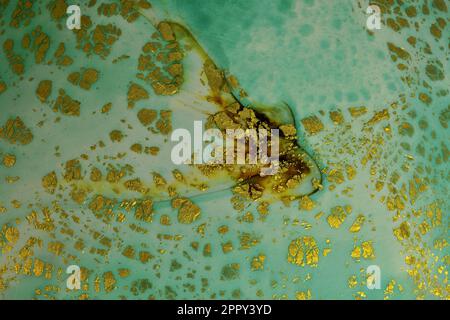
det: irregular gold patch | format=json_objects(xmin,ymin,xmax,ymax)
[
  {"xmin": 2, "ymin": 154, "xmax": 16, "ymax": 168},
  {"xmin": 279, "ymin": 124, "xmax": 297, "ymax": 137},
  {"xmin": 361, "ymin": 241, "xmax": 375, "ymax": 259},
  {"xmin": 134, "ymin": 199, "xmax": 153, "ymax": 222},
  {"xmin": 295, "ymin": 290, "xmax": 311, "ymax": 300},
  {"xmin": 425, "ymin": 63, "xmax": 444, "ymax": 81},
  {"xmin": 222, "ymin": 242, "xmax": 233, "ymax": 253},
  {"xmin": 137, "ymin": 108, "xmax": 157, "ymax": 126},
  {"xmin": 257, "ymin": 201, "xmax": 269, "ymax": 218},
  {"xmin": 158, "ymin": 22, "xmax": 175, "ymax": 41},
  {"xmin": 48, "ymin": 0, "xmax": 68, "ymax": 20},
  {"xmin": 172, "ymin": 198, "xmax": 201, "ymax": 224},
  {"xmin": 136, "ymin": 22, "xmax": 184, "ymax": 96},
  {"xmin": 349, "ymin": 214, "xmax": 365, "ymax": 233},
  {"xmin": 53, "ymin": 42, "xmax": 73, "ymax": 66},
  {"xmin": 53, "ymin": 89, "xmax": 80, "ymax": 116},
  {"xmin": 432, "ymin": 0, "xmax": 448, "ymax": 12},
  {"xmin": 139, "ymin": 251, "xmax": 153, "ymax": 264},
  {"xmin": 101, "ymin": 102, "xmax": 112, "ymax": 114},
  {"xmin": 327, "ymin": 168, "xmax": 345, "ymax": 184},
  {"xmin": 127, "ymin": 82, "xmax": 149, "ymax": 108},
  {"xmin": 74, "ymin": 19, "xmax": 122, "ymax": 59},
  {"xmin": 122, "ymin": 246, "xmax": 135, "ymax": 259},
  {"xmin": 33, "ymin": 259, "xmax": 44, "ymax": 277},
  {"xmin": 387, "ymin": 42, "xmax": 411, "ymax": 60},
  {"xmin": 366, "ymin": 109, "xmax": 389, "ymax": 126},
  {"xmin": 41, "ymin": 171, "xmax": 57, "ymax": 194},
  {"xmin": 89, "ymin": 167, "xmax": 102, "ymax": 182},
  {"xmin": 204, "ymin": 58, "xmax": 225, "ymax": 93},
  {"xmin": 109, "ymin": 130, "xmax": 123, "ymax": 142},
  {"xmin": 156, "ymin": 110, "xmax": 172, "ymax": 135},
  {"xmin": 36, "ymin": 80, "xmax": 52, "ymax": 102},
  {"xmin": 326, "ymin": 206, "xmax": 348, "ymax": 229},
  {"xmin": 301, "ymin": 116, "xmax": 324, "ymax": 135},
  {"xmin": 418, "ymin": 92, "xmax": 432, "ymax": 105},
  {"xmin": 22, "ymin": 26, "xmax": 50, "ymax": 64},
  {"xmin": 287, "ymin": 236, "xmax": 319, "ymax": 267},
  {"xmin": 239, "ymin": 232, "xmax": 260, "ymax": 250},
  {"xmin": 299, "ymin": 195, "xmax": 315, "ymax": 211},
  {"xmin": 70, "ymin": 187, "xmax": 87, "ymax": 204},
  {"xmin": 63, "ymin": 159, "xmax": 82, "ymax": 182},
  {"xmin": 393, "ymin": 221, "xmax": 410, "ymax": 241},
  {"xmin": 152, "ymin": 172, "xmax": 167, "ymax": 187},
  {"xmin": 151, "ymin": 81, "xmax": 179, "ymax": 96},
  {"xmin": 348, "ymin": 106, "xmax": 368, "ymax": 118},
  {"xmin": 10, "ymin": 0, "xmax": 35, "ymax": 28},
  {"xmin": 103, "ymin": 271, "xmax": 116, "ymax": 293},
  {"xmin": 97, "ymin": 2, "xmax": 119, "ymax": 17},
  {"xmin": 329, "ymin": 110, "xmax": 344, "ymax": 124},
  {"xmin": 48, "ymin": 241, "xmax": 64, "ymax": 256},
  {"xmin": 68, "ymin": 68, "xmax": 99, "ymax": 90},
  {"xmin": 5, "ymin": 226, "xmax": 20, "ymax": 243},
  {"xmin": 3, "ymin": 39, "xmax": 25, "ymax": 75},
  {"xmin": 351, "ymin": 246, "xmax": 361, "ymax": 260},
  {"xmin": 130, "ymin": 143, "xmax": 142, "ymax": 153},
  {"xmin": 124, "ymin": 178, "xmax": 148, "ymax": 194},
  {"xmin": 346, "ymin": 165, "xmax": 356, "ymax": 180},
  {"xmin": 0, "ymin": 117, "xmax": 33, "ymax": 145},
  {"xmin": 0, "ymin": 81, "xmax": 7, "ymax": 94},
  {"xmin": 250, "ymin": 254, "xmax": 266, "ymax": 271}
]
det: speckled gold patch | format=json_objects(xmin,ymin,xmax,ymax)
[{"xmin": 0, "ymin": 117, "xmax": 33, "ymax": 145}]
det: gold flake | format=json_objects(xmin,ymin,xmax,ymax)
[
  {"xmin": 89, "ymin": 167, "xmax": 102, "ymax": 182},
  {"xmin": 349, "ymin": 214, "xmax": 365, "ymax": 233},
  {"xmin": 299, "ymin": 195, "xmax": 315, "ymax": 211},
  {"xmin": 36, "ymin": 80, "xmax": 52, "ymax": 102},
  {"xmin": 101, "ymin": 102, "xmax": 112, "ymax": 113},
  {"xmin": 393, "ymin": 221, "xmax": 410, "ymax": 241},
  {"xmin": 158, "ymin": 22, "xmax": 175, "ymax": 41},
  {"xmin": 351, "ymin": 246, "xmax": 361, "ymax": 260},
  {"xmin": 0, "ymin": 117, "xmax": 33, "ymax": 145},
  {"xmin": 5, "ymin": 226, "xmax": 19, "ymax": 243},
  {"xmin": 348, "ymin": 106, "xmax": 367, "ymax": 118},
  {"xmin": 329, "ymin": 110, "xmax": 344, "ymax": 124},
  {"xmin": 0, "ymin": 81, "xmax": 7, "ymax": 94},
  {"xmin": 173, "ymin": 198, "xmax": 201, "ymax": 224},
  {"xmin": 348, "ymin": 275, "xmax": 358, "ymax": 288},
  {"xmin": 109, "ymin": 130, "xmax": 123, "ymax": 142},
  {"xmin": 127, "ymin": 82, "xmax": 149, "ymax": 108},
  {"xmin": 139, "ymin": 251, "xmax": 153, "ymax": 263},
  {"xmin": 145, "ymin": 146, "xmax": 160, "ymax": 155},
  {"xmin": 2, "ymin": 154, "xmax": 16, "ymax": 167},
  {"xmin": 301, "ymin": 116, "xmax": 324, "ymax": 135},
  {"xmin": 326, "ymin": 206, "xmax": 347, "ymax": 229},
  {"xmin": 53, "ymin": 89, "xmax": 80, "ymax": 116},
  {"xmin": 103, "ymin": 271, "xmax": 116, "ymax": 293},
  {"xmin": 287, "ymin": 236, "xmax": 319, "ymax": 267},
  {"xmin": 48, "ymin": 241, "xmax": 64, "ymax": 256},
  {"xmin": 203, "ymin": 59, "xmax": 224, "ymax": 93},
  {"xmin": 137, "ymin": 108, "xmax": 157, "ymax": 126},
  {"xmin": 361, "ymin": 241, "xmax": 375, "ymax": 259},
  {"xmin": 222, "ymin": 242, "xmax": 233, "ymax": 253},
  {"xmin": 366, "ymin": 109, "xmax": 389, "ymax": 126},
  {"xmin": 42, "ymin": 171, "xmax": 58, "ymax": 194},
  {"xmin": 250, "ymin": 254, "xmax": 266, "ymax": 271},
  {"xmin": 156, "ymin": 110, "xmax": 172, "ymax": 134},
  {"xmin": 295, "ymin": 290, "xmax": 311, "ymax": 300},
  {"xmin": 280, "ymin": 124, "xmax": 297, "ymax": 137}
]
